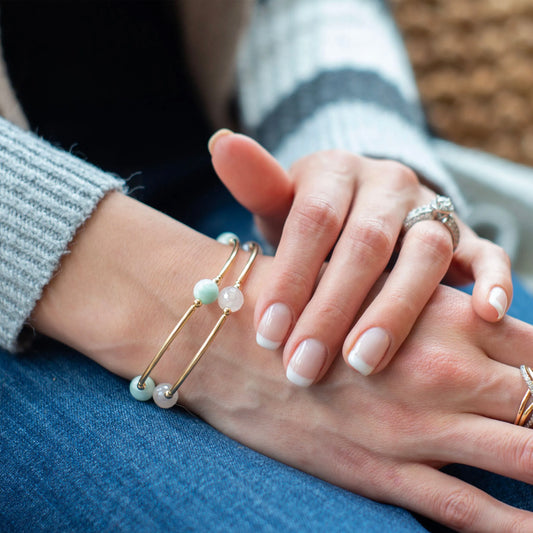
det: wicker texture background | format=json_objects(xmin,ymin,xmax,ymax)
[{"xmin": 391, "ymin": 0, "xmax": 533, "ymax": 166}]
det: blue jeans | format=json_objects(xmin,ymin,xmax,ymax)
[{"xmin": 2, "ymin": 192, "xmax": 533, "ymax": 532}]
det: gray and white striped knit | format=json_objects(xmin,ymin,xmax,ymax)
[
  {"xmin": 0, "ymin": 119, "xmax": 124, "ymax": 351},
  {"xmin": 238, "ymin": 0, "xmax": 467, "ymax": 210}
]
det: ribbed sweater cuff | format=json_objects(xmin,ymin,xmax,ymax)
[{"xmin": 0, "ymin": 118, "xmax": 125, "ymax": 352}]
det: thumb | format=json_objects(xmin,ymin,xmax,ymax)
[{"xmin": 209, "ymin": 130, "xmax": 293, "ymax": 244}]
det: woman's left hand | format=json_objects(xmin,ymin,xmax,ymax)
[{"xmin": 210, "ymin": 131, "xmax": 512, "ymax": 384}]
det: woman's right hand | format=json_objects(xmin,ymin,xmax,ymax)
[{"xmin": 31, "ymin": 192, "xmax": 533, "ymax": 532}]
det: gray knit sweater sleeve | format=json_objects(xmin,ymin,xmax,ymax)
[
  {"xmin": 0, "ymin": 117, "xmax": 125, "ymax": 352},
  {"xmin": 237, "ymin": 0, "xmax": 467, "ymax": 211}
]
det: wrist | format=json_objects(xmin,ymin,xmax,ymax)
[{"xmin": 31, "ymin": 191, "xmax": 276, "ymax": 414}]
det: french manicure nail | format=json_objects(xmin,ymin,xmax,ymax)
[
  {"xmin": 286, "ymin": 339, "xmax": 327, "ymax": 387},
  {"xmin": 256, "ymin": 303, "xmax": 292, "ymax": 350},
  {"xmin": 207, "ymin": 128, "xmax": 233, "ymax": 154},
  {"xmin": 489, "ymin": 286, "xmax": 507, "ymax": 320},
  {"xmin": 348, "ymin": 327, "xmax": 390, "ymax": 376}
]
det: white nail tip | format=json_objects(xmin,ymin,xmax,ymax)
[
  {"xmin": 256, "ymin": 333, "xmax": 281, "ymax": 350},
  {"xmin": 347, "ymin": 352, "xmax": 374, "ymax": 376},
  {"xmin": 488, "ymin": 287, "xmax": 507, "ymax": 320},
  {"xmin": 286, "ymin": 365, "xmax": 313, "ymax": 387}
]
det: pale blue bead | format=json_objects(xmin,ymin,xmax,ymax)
[
  {"xmin": 129, "ymin": 375, "xmax": 155, "ymax": 401},
  {"xmin": 216, "ymin": 232, "xmax": 238, "ymax": 245},
  {"xmin": 193, "ymin": 278, "xmax": 219, "ymax": 304}
]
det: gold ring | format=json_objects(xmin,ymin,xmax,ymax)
[{"xmin": 515, "ymin": 365, "xmax": 533, "ymax": 427}]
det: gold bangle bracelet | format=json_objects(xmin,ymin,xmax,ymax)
[{"xmin": 129, "ymin": 234, "xmax": 260, "ymax": 408}]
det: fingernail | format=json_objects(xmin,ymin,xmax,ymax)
[
  {"xmin": 256, "ymin": 303, "xmax": 292, "ymax": 350},
  {"xmin": 348, "ymin": 327, "xmax": 390, "ymax": 376},
  {"xmin": 286, "ymin": 339, "xmax": 327, "ymax": 387},
  {"xmin": 207, "ymin": 128, "xmax": 233, "ymax": 154},
  {"xmin": 489, "ymin": 286, "xmax": 507, "ymax": 320}
]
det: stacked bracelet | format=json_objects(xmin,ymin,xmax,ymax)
[{"xmin": 129, "ymin": 233, "xmax": 261, "ymax": 408}]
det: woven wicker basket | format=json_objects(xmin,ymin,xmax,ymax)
[{"xmin": 391, "ymin": 0, "xmax": 533, "ymax": 166}]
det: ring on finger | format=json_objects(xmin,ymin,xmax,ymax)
[
  {"xmin": 514, "ymin": 365, "xmax": 533, "ymax": 428},
  {"xmin": 402, "ymin": 195, "xmax": 460, "ymax": 251}
]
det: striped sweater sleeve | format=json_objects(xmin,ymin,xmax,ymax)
[
  {"xmin": 237, "ymin": 0, "xmax": 467, "ymax": 211},
  {"xmin": 0, "ymin": 118, "xmax": 125, "ymax": 352}
]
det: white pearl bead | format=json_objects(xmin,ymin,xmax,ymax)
[
  {"xmin": 152, "ymin": 383, "xmax": 179, "ymax": 409},
  {"xmin": 218, "ymin": 286, "xmax": 244, "ymax": 312}
]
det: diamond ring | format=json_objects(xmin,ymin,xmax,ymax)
[{"xmin": 402, "ymin": 195, "xmax": 460, "ymax": 251}]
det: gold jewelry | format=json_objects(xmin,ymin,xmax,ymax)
[
  {"xmin": 514, "ymin": 365, "xmax": 533, "ymax": 427},
  {"xmin": 514, "ymin": 389, "xmax": 531, "ymax": 425},
  {"xmin": 129, "ymin": 234, "xmax": 260, "ymax": 408},
  {"xmin": 519, "ymin": 403, "xmax": 533, "ymax": 427},
  {"xmin": 523, "ymin": 366, "xmax": 533, "ymax": 428}
]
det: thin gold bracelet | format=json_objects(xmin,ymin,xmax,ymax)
[{"xmin": 129, "ymin": 235, "xmax": 260, "ymax": 408}]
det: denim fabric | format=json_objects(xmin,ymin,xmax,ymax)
[{"xmin": 1, "ymin": 340, "xmax": 425, "ymax": 533}]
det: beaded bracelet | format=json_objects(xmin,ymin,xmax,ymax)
[{"xmin": 129, "ymin": 233, "xmax": 260, "ymax": 408}]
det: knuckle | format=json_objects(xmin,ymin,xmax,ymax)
[
  {"xmin": 507, "ymin": 513, "xmax": 533, "ymax": 533},
  {"xmin": 293, "ymin": 195, "xmax": 342, "ymax": 237},
  {"xmin": 377, "ymin": 160, "xmax": 419, "ymax": 191},
  {"xmin": 291, "ymin": 150, "xmax": 360, "ymax": 178},
  {"xmin": 317, "ymin": 149, "xmax": 358, "ymax": 173},
  {"xmin": 438, "ymin": 489, "xmax": 478, "ymax": 530},
  {"xmin": 381, "ymin": 286, "xmax": 420, "ymax": 318},
  {"xmin": 348, "ymin": 220, "xmax": 394, "ymax": 265},
  {"xmin": 313, "ymin": 299, "xmax": 354, "ymax": 332},
  {"xmin": 276, "ymin": 267, "xmax": 314, "ymax": 303},
  {"xmin": 401, "ymin": 349, "xmax": 472, "ymax": 392}
]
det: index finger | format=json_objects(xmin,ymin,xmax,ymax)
[{"xmin": 254, "ymin": 152, "xmax": 357, "ymax": 352}]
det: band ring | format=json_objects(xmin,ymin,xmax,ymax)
[
  {"xmin": 403, "ymin": 195, "xmax": 460, "ymax": 251},
  {"xmin": 515, "ymin": 365, "xmax": 533, "ymax": 428}
]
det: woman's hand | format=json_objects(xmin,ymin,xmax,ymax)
[
  {"xmin": 185, "ymin": 281, "xmax": 533, "ymax": 533},
  {"xmin": 210, "ymin": 131, "xmax": 512, "ymax": 384},
  {"xmin": 31, "ymin": 192, "xmax": 533, "ymax": 531}
]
